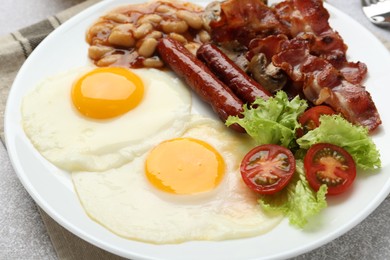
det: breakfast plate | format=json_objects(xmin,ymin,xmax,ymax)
[{"xmin": 4, "ymin": 0, "xmax": 390, "ymax": 259}]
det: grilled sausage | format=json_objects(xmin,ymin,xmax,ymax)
[
  {"xmin": 157, "ymin": 38, "xmax": 245, "ymax": 132},
  {"xmin": 197, "ymin": 43, "xmax": 271, "ymax": 103}
]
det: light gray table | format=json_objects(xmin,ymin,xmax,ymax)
[{"xmin": 1, "ymin": 0, "xmax": 389, "ymax": 259}]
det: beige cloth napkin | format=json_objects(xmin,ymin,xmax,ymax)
[
  {"xmin": 0, "ymin": 1, "xmax": 123, "ymax": 259},
  {"xmin": 1, "ymin": 0, "xmax": 389, "ymax": 259}
]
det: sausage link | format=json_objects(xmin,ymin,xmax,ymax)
[
  {"xmin": 157, "ymin": 38, "xmax": 245, "ymax": 132},
  {"xmin": 197, "ymin": 43, "xmax": 271, "ymax": 103}
]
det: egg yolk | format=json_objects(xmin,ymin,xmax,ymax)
[
  {"xmin": 145, "ymin": 138, "xmax": 225, "ymax": 195},
  {"xmin": 71, "ymin": 67, "xmax": 144, "ymax": 119}
]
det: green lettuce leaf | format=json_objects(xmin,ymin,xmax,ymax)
[
  {"xmin": 225, "ymin": 91, "xmax": 308, "ymax": 148},
  {"xmin": 297, "ymin": 115, "xmax": 381, "ymax": 170},
  {"xmin": 259, "ymin": 160, "xmax": 327, "ymax": 228}
]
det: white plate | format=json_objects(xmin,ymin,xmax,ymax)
[{"xmin": 4, "ymin": 0, "xmax": 390, "ymax": 259}]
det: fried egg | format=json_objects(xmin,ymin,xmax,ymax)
[
  {"xmin": 21, "ymin": 66, "xmax": 191, "ymax": 172},
  {"xmin": 72, "ymin": 116, "xmax": 283, "ymax": 244}
]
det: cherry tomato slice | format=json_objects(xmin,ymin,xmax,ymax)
[
  {"xmin": 297, "ymin": 105, "xmax": 336, "ymax": 137},
  {"xmin": 304, "ymin": 143, "xmax": 356, "ymax": 195},
  {"xmin": 240, "ymin": 144, "xmax": 296, "ymax": 195}
]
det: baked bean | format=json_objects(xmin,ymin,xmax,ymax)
[
  {"xmin": 97, "ymin": 54, "xmax": 122, "ymax": 66},
  {"xmin": 198, "ymin": 30, "xmax": 211, "ymax": 43},
  {"xmin": 145, "ymin": 31, "xmax": 163, "ymax": 40},
  {"xmin": 138, "ymin": 38, "xmax": 158, "ymax": 57},
  {"xmin": 184, "ymin": 42, "xmax": 200, "ymax": 55},
  {"xmin": 105, "ymin": 13, "xmax": 131, "ymax": 23},
  {"xmin": 137, "ymin": 14, "xmax": 162, "ymax": 25},
  {"xmin": 143, "ymin": 57, "xmax": 164, "ymax": 68},
  {"xmin": 88, "ymin": 23, "xmax": 113, "ymax": 37},
  {"xmin": 156, "ymin": 4, "xmax": 176, "ymax": 13},
  {"xmin": 87, "ymin": 0, "xmax": 206, "ymax": 69},
  {"xmin": 113, "ymin": 23, "xmax": 135, "ymax": 33},
  {"xmin": 88, "ymin": 45, "xmax": 114, "ymax": 60},
  {"xmin": 108, "ymin": 30, "xmax": 135, "ymax": 47},
  {"xmin": 134, "ymin": 23, "xmax": 154, "ymax": 39},
  {"xmin": 161, "ymin": 20, "xmax": 188, "ymax": 34},
  {"xmin": 176, "ymin": 10, "xmax": 203, "ymax": 29},
  {"xmin": 168, "ymin": 33, "xmax": 187, "ymax": 44}
]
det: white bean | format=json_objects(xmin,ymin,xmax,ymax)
[
  {"xmin": 145, "ymin": 31, "xmax": 163, "ymax": 40},
  {"xmin": 198, "ymin": 30, "xmax": 211, "ymax": 43},
  {"xmin": 97, "ymin": 54, "xmax": 122, "ymax": 66},
  {"xmin": 137, "ymin": 14, "xmax": 163, "ymax": 25},
  {"xmin": 88, "ymin": 23, "xmax": 113, "ymax": 36},
  {"xmin": 168, "ymin": 33, "xmax": 187, "ymax": 44},
  {"xmin": 138, "ymin": 38, "xmax": 158, "ymax": 57},
  {"xmin": 176, "ymin": 10, "xmax": 203, "ymax": 29},
  {"xmin": 185, "ymin": 42, "xmax": 200, "ymax": 55},
  {"xmin": 134, "ymin": 23, "xmax": 153, "ymax": 39},
  {"xmin": 113, "ymin": 23, "xmax": 135, "ymax": 33},
  {"xmin": 88, "ymin": 46, "xmax": 114, "ymax": 60},
  {"xmin": 156, "ymin": 4, "xmax": 176, "ymax": 14},
  {"xmin": 143, "ymin": 57, "xmax": 164, "ymax": 68},
  {"xmin": 161, "ymin": 20, "xmax": 188, "ymax": 34},
  {"xmin": 108, "ymin": 30, "xmax": 135, "ymax": 47},
  {"xmin": 105, "ymin": 13, "xmax": 131, "ymax": 23}
]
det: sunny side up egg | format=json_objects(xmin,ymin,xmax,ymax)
[
  {"xmin": 22, "ymin": 65, "xmax": 282, "ymax": 244},
  {"xmin": 21, "ymin": 65, "xmax": 191, "ymax": 172},
  {"xmin": 72, "ymin": 116, "xmax": 283, "ymax": 244}
]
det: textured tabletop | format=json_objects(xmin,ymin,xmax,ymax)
[{"xmin": 1, "ymin": 0, "xmax": 390, "ymax": 259}]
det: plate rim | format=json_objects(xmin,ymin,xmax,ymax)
[{"xmin": 4, "ymin": 1, "xmax": 390, "ymax": 259}]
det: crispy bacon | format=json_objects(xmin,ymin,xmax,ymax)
[
  {"xmin": 248, "ymin": 34, "xmax": 288, "ymax": 61},
  {"xmin": 273, "ymin": 0, "xmax": 367, "ymax": 84},
  {"xmin": 249, "ymin": 33, "xmax": 367, "ymax": 86},
  {"xmin": 203, "ymin": 0, "xmax": 380, "ymax": 131},
  {"xmin": 272, "ymin": 41, "xmax": 381, "ymax": 131},
  {"xmin": 207, "ymin": 0, "xmax": 289, "ymax": 46}
]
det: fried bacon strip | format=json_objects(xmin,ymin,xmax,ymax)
[
  {"xmin": 205, "ymin": 0, "xmax": 288, "ymax": 46},
  {"xmin": 273, "ymin": 0, "xmax": 367, "ymax": 84},
  {"xmin": 272, "ymin": 40, "xmax": 381, "ymax": 131},
  {"xmin": 202, "ymin": 0, "xmax": 380, "ymax": 131},
  {"xmin": 207, "ymin": 0, "xmax": 367, "ymax": 85}
]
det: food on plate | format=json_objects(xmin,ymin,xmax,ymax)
[
  {"xmin": 203, "ymin": 0, "xmax": 381, "ymax": 132},
  {"xmin": 271, "ymin": 38, "xmax": 381, "ymax": 132},
  {"xmin": 258, "ymin": 160, "xmax": 327, "ymax": 228},
  {"xmin": 272, "ymin": 0, "xmax": 368, "ymax": 84},
  {"xmin": 203, "ymin": 0, "xmax": 288, "ymax": 46},
  {"xmin": 226, "ymin": 91, "xmax": 308, "ymax": 148},
  {"xmin": 71, "ymin": 67, "xmax": 144, "ymax": 119},
  {"xmin": 85, "ymin": 0, "xmax": 381, "ymax": 132},
  {"xmin": 21, "ymin": 66, "xmax": 191, "ymax": 172},
  {"xmin": 240, "ymin": 144, "xmax": 296, "ymax": 195},
  {"xmin": 227, "ymin": 93, "xmax": 380, "ymax": 225},
  {"xmin": 297, "ymin": 115, "xmax": 381, "ymax": 170},
  {"xmin": 296, "ymin": 105, "xmax": 336, "ymax": 137},
  {"xmin": 72, "ymin": 116, "xmax": 283, "ymax": 244},
  {"xmin": 304, "ymin": 143, "xmax": 356, "ymax": 195},
  {"xmin": 145, "ymin": 136, "xmax": 225, "ymax": 194},
  {"xmin": 196, "ymin": 43, "xmax": 271, "ymax": 103},
  {"xmin": 86, "ymin": 0, "xmax": 207, "ymax": 68},
  {"xmin": 19, "ymin": 0, "xmax": 383, "ymax": 244},
  {"xmin": 157, "ymin": 37, "xmax": 245, "ymax": 132}
]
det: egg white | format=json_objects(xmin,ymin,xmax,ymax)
[
  {"xmin": 72, "ymin": 116, "xmax": 283, "ymax": 244},
  {"xmin": 21, "ymin": 66, "xmax": 192, "ymax": 172}
]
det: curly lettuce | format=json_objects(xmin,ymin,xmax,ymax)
[
  {"xmin": 297, "ymin": 115, "xmax": 381, "ymax": 170},
  {"xmin": 259, "ymin": 160, "xmax": 327, "ymax": 228},
  {"xmin": 226, "ymin": 91, "xmax": 308, "ymax": 148}
]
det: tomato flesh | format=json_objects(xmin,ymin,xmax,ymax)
[
  {"xmin": 304, "ymin": 143, "xmax": 356, "ymax": 195},
  {"xmin": 297, "ymin": 105, "xmax": 336, "ymax": 137},
  {"xmin": 240, "ymin": 144, "xmax": 296, "ymax": 195}
]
